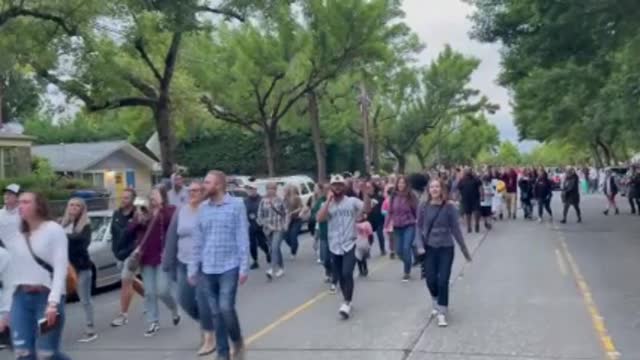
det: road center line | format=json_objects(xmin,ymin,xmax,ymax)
[
  {"xmin": 245, "ymin": 257, "xmax": 392, "ymax": 346},
  {"xmin": 554, "ymin": 225, "xmax": 620, "ymax": 360},
  {"xmin": 554, "ymin": 248, "xmax": 568, "ymax": 276}
]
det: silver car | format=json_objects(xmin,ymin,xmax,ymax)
[{"xmin": 87, "ymin": 210, "xmax": 121, "ymax": 292}]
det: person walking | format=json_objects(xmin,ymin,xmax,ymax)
[
  {"xmin": 244, "ymin": 184, "xmax": 270, "ymax": 270},
  {"xmin": 310, "ymin": 183, "xmax": 333, "ymax": 287},
  {"xmin": 628, "ymin": 166, "xmax": 640, "ymax": 215},
  {"xmin": 168, "ymin": 172, "xmax": 189, "ymax": 208},
  {"xmin": 602, "ymin": 169, "xmax": 620, "ymax": 215},
  {"xmin": 384, "ymin": 176, "xmax": 418, "ymax": 282},
  {"xmin": 457, "ymin": 168, "xmax": 482, "ymax": 233},
  {"xmin": 415, "ymin": 179, "xmax": 472, "ymax": 327},
  {"xmin": 284, "ymin": 185, "xmax": 303, "ymax": 259},
  {"xmin": 561, "ymin": 168, "xmax": 582, "ymax": 224},
  {"xmin": 503, "ymin": 168, "xmax": 519, "ymax": 219},
  {"xmin": 480, "ymin": 174, "xmax": 494, "ymax": 229},
  {"xmin": 60, "ymin": 198, "xmax": 97, "ymax": 343},
  {"xmin": 0, "ymin": 184, "xmax": 20, "ymax": 230},
  {"xmin": 534, "ymin": 170, "xmax": 554, "ymax": 223},
  {"xmin": 258, "ymin": 182, "xmax": 288, "ymax": 280},
  {"xmin": 110, "ymin": 188, "xmax": 145, "ymax": 327},
  {"xmin": 381, "ymin": 185, "xmax": 396, "ymax": 259},
  {"xmin": 129, "ymin": 187, "xmax": 179, "ymax": 336},
  {"xmin": 367, "ymin": 182, "xmax": 386, "ymax": 256},
  {"xmin": 162, "ymin": 181, "xmax": 217, "ymax": 356},
  {"xmin": 317, "ymin": 175, "xmax": 371, "ymax": 319},
  {"xmin": 189, "ymin": 170, "xmax": 249, "ymax": 360},
  {"xmin": 0, "ymin": 192, "xmax": 71, "ymax": 359},
  {"xmin": 518, "ymin": 169, "xmax": 534, "ymax": 220}
]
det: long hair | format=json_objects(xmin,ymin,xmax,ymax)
[
  {"xmin": 152, "ymin": 185, "xmax": 169, "ymax": 209},
  {"xmin": 60, "ymin": 197, "xmax": 90, "ymax": 233},
  {"xmin": 393, "ymin": 175, "xmax": 418, "ymax": 210},
  {"xmin": 426, "ymin": 178, "xmax": 450, "ymax": 203},
  {"xmin": 20, "ymin": 192, "xmax": 52, "ymax": 236}
]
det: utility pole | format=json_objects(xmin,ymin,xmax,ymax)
[{"xmin": 359, "ymin": 82, "xmax": 372, "ymax": 174}]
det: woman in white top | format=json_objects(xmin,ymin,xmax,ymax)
[{"xmin": 0, "ymin": 192, "xmax": 70, "ymax": 359}]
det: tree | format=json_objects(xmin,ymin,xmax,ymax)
[
  {"xmin": 32, "ymin": 0, "xmax": 249, "ymax": 177},
  {"xmin": 379, "ymin": 46, "xmax": 497, "ymax": 173},
  {"xmin": 195, "ymin": 0, "xmax": 419, "ymax": 177}
]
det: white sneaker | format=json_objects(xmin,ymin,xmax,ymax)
[
  {"xmin": 339, "ymin": 303, "xmax": 351, "ymax": 319},
  {"xmin": 329, "ymin": 284, "xmax": 337, "ymax": 294},
  {"xmin": 275, "ymin": 269, "xmax": 285, "ymax": 278},
  {"xmin": 266, "ymin": 268, "xmax": 273, "ymax": 280},
  {"xmin": 437, "ymin": 313, "xmax": 448, "ymax": 327},
  {"xmin": 430, "ymin": 309, "xmax": 439, "ymax": 318},
  {"xmin": 110, "ymin": 314, "xmax": 128, "ymax": 327},
  {"xmin": 538, "ymin": 218, "xmax": 543, "ymax": 224}
]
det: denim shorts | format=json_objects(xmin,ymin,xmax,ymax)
[{"xmin": 117, "ymin": 257, "xmax": 137, "ymax": 280}]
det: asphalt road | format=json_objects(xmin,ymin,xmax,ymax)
[{"xmin": 52, "ymin": 194, "xmax": 639, "ymax": 360}]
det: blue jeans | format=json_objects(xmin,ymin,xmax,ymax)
[
  {"xmin": 394, "ymin": 226, "xmax": 416, "ymax": 275},
  {"xmin": 76, "ymin": 269, "xmax": 95, "ymax": 327},
  {"xmin": 176, "ymin": 262, "xmax": 215, "ymax": 332},
  {"xmin": 286, "ymin": 219, "xmax": 303, "ymax": 256},
  {"xmin": 319, "ymin": 237, "xmax": 332, "ymax": 278},
  {"xmin": 10, "ymin": 288, "xmax": 70, "ymax": 359},
  {"xmin": 267, "ymin": 231, "xmax": 285, "ymax": 269},
  {"xmin": 200, "ymin": 267, "xmax": 243, "ymax": 358},
  {"xmin": 141, "ymin": 265, "xmax": 178, "ymax": 325}
]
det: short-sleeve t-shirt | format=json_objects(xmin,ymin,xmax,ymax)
[{"xmin": 327, "ymin": 196, "xmax": 364, "ymax": 255}]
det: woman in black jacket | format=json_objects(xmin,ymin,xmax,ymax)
[
  {"xmin": 534, "ymin": 170, "xmax": 553, "ymax": 223},
  {"xmin": 61, "ymin": 198, "xmax": 96, "ymax": 342}
]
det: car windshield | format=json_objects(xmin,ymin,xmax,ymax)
[{"xmin": 90, "ymin": 215, "xmax": 111, "ymax": 242}]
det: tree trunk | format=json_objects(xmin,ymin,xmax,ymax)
[
  {"xmin": 0, "ymin": 75, "xmax": 4, "ymax": 126},
  {"xmin": 396, "ymin": 155, "xmax": 407, "ymax": 174},
  {"xmin": 154, "ymin": 100, "xmax": 176, "ymax": 178},
  {"xmin": 371, "ymin": 107, "xmax": 380, "ymax": 172},
  {"xmin": 307, "ymin": 91, "xmax": 327, "ymax": 181},
  {"xmin": 263, "ymin": 126, "xmax": 278, "ymax": 177},
  {"xmin": 359, "ymin": 82, "xmax": 372, "ymax": 174},
  {"xmin": 415, "ymin": 148, "xmax": 426, "ymax": 170}
]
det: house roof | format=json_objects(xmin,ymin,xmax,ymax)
[
  {"xmin": 0, "ymin": 132, "xmax": 35, "ymax": 142},
  {"xmin": 32, "ymin": 140, "xmax": 158, "ymax": 172}
]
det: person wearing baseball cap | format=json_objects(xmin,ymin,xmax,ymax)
[
  {"xmin": 317, "ymin": 174, "xmax": 372, "ymax": 320},
  {"xmin": 0, "ymin": 184, "xmax": 20, "ymax": 231}
]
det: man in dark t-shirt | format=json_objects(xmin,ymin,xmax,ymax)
[{"xmin": 457, "ymin": 168, "xmax": 482, "ymax": 233}]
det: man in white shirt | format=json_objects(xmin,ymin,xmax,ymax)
[
  {"xmin": 0, "ymin": 184, "xmax": 20, "ymax": 232},
  {"xmin": 168, "ymin": 173, "xmax": 189, "ymax": 208},
  {"xmin": 317, "ymin": 175, "xmax": 371, "ymax": 320}
]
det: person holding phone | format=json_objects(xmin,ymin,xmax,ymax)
[
  {"xmin": 415, "ymin": 179, "xmax": 471, "ymax": 328},
  {"xmin": 0, "ymin": 192, "xmax": 70, "ymax": 359},
  {"xmin": 317, "ymin": 175, "xmax": 371, "ymax": 320}
]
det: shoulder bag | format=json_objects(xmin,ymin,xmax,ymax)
[
  {"xmin": 25, "ymin": 235, "xmax": 78, "ymax": 296},
  {"xmin": 126, "ymin": 214, "xmax": 160, "ymax": 273}
]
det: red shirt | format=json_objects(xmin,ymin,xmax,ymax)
[{"xmin": 129, "ymin": 206, "xmax": 176, "ymax": 266}]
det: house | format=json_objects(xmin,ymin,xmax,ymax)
[
  {"xmin": 0, "ymin": 132, "xmax": 34, "ymax": 179},
  {"xmin": 33, "ymin": 141, "xmax": 158, "ymax": 196}
]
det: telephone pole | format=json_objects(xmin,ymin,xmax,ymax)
[{"xmin": 359, "ymin": 82, "xmax": 372, "ymax": 174}]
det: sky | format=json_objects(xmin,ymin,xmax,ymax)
[{"xmin": 401, "ymin": 0, "xmax": 536, "ymax": 152}]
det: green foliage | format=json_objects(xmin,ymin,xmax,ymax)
[
  {"xmin": 477, "ymin": 141, "xmax": 522, "ymax": 166},
  {"xmin": 524, "ymin": 142, "xmax": 590, "ymax": 167}
]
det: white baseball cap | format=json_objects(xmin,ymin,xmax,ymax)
[
  {"xmin": 330, "ymin": 174, "xmax": 346, "ymax": 185},
  {"xmin": 4, "ymin": 184, "xmax": 20, "ymax": 195}
]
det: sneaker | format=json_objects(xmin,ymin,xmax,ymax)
[
  {"xmin": 329, "ymin": 284, "xmax": 337, "ymax": 294},
  {"xmin": 266, "ymin": 268, "xmax": 273, "ymax": 280},
  {"xmin": 78, "ymin": 328, "xmax": 98, "ymax": 343},
  {"xmin": 339, "ymin": 303, "xmax": 352, "ymax": 319},
  {"xmin": 402, "ymin": 274, "xmax": 410, "ymax": 282},
  {"xmin": 560, "ymin": 219, "xmax": 567, "ymax": 224},
  {"xmin": 603, "ymin": 210, "xmax": 609, "ymax": 216},
  {"xmin": 144, "ymin": 322, "xmax": 160, "ymax": 337},
  {"xmin": 324, "ymin": 276, "xmax": 332, "ymax": 284},
  {"xmin": 110, "ymin": 314, "xmax": 128, "ymax": 327},
  {"xmin": 250, "ymin": 262, "xmax": 259, "ymax": 270},
  {"xmin": 538, "ymin": 218, "xmax": 543, "ymax": 223},
  {"xmin": 275, "ymin": 268, "xmax": 285, "ymax": 278},
  {"xmin": 577, "ymin": 218, "xmax": 582, "ymax": 223},
  {"xmin": 430, "ymin": 309, "xmax": 439, "ymax": 318},
  {"xmin": 475, "ymin": 224, "xmax": 480, "ymax": 233},
  {"xmin": 389, "ymin": 252, "xmax": 396, "ymax": 260},
  {"xmin": 615, "ymin": 208, "xmax": 620, "ymax": 215},
  {"xmin": 233, "ymin": 343, "xmax": 247, "ymax": 360},
  {"xmin": 172, "ymin": 314, "xmax": 181, "ymax": 326},
  {"xmin": 437, "ymin": 313, "xmax": 448, "ymax": 327}
]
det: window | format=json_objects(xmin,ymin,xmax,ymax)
[
  {"xmin": 0, "ymin": 147, "xmax": 18, "ymax": 179},
  {"xmin": 90, "ymin": 215, "xmax": 112, "ymax": 242},
  {"xmin": 80, "ymin": 172, "xmax": 106, "ymax": 188}
]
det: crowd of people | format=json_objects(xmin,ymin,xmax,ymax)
[{"xmin": 0, "ymin": 164, "xmax": 638, "ymax": 359}]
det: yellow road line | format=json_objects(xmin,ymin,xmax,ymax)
[
  {"xmin": 557, "ymin": 233, "xmax": 620, "ymax": 360},
  {"xmin": 554, "ymin": 249, "xmax": 568, "ymax": 276},
  {"xmin": 245, "ymin": 257, "xmax": 391, "ymax": 345}
]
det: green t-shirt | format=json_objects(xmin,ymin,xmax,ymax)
[{"xmin": 310, "ymin": 196, "xmax": 328, "ymax": 241}]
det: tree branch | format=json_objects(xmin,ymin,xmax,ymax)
[
  {"xmin": 134, "ymin": 37, "xmax": 163, "ymax": 83},
  {"xmin": 0, "ymin": 7, "xmax": 78, "ymax": 35},
  {"xmin": 123, "ymin": 73, "xmax": 158, "ymax": 99},
  {"xmin": 195, "ymin": 6, "xmax": 245, "ymax": 22},
  {"xmin": 201, "ymin": 95, "xmax": 259, "ymax": 133},
  {"xmin": 160, "ymin": 32, "xmax": 182, "ymax": 95}
]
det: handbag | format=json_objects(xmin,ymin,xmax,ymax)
[
  {"xmin": 127, "ymin": 214, "xmax": 160, "ymax": 273},
  {"xmin": 25, "ymin": 236, "xmax": 78, "ymax": 296}
]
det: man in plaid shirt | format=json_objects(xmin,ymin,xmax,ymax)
[
  {"xmin": 189, "ymin": 170, "xmax": 249, "ymax": 360},
  {"xmin": 257, "ymin": 182, "xmax": 287, "ymax": 280}
]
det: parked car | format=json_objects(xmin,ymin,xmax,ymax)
[{"xmin": 68, "ymin": 210, "xmax": 121, "ymax": 297}]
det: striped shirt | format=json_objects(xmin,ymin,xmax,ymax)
[
  {"xmin": 189, "ymin": 194, "xmax": 250, "ymax": 278},
  {"xmin": 257, "ymin": 196, "xmax": 287, "ymax": 232}
]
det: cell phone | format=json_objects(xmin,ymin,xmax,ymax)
[{"xmin": 38, "ymin": 315, "xmax": 57, "ymax": 335}]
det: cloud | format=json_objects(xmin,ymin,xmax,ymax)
[{"xmin": 402, "ymin": 0, "xmax": 535, "ymax": 151}]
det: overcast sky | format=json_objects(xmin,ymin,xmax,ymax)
[{"xmin": 402, "ymin": 0, "xmax": 535, "ymax": 151}]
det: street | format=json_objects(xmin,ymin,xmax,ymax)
[{"xmin": 57, "ymin": 194, "xmax": 639, "ymax": 360}]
